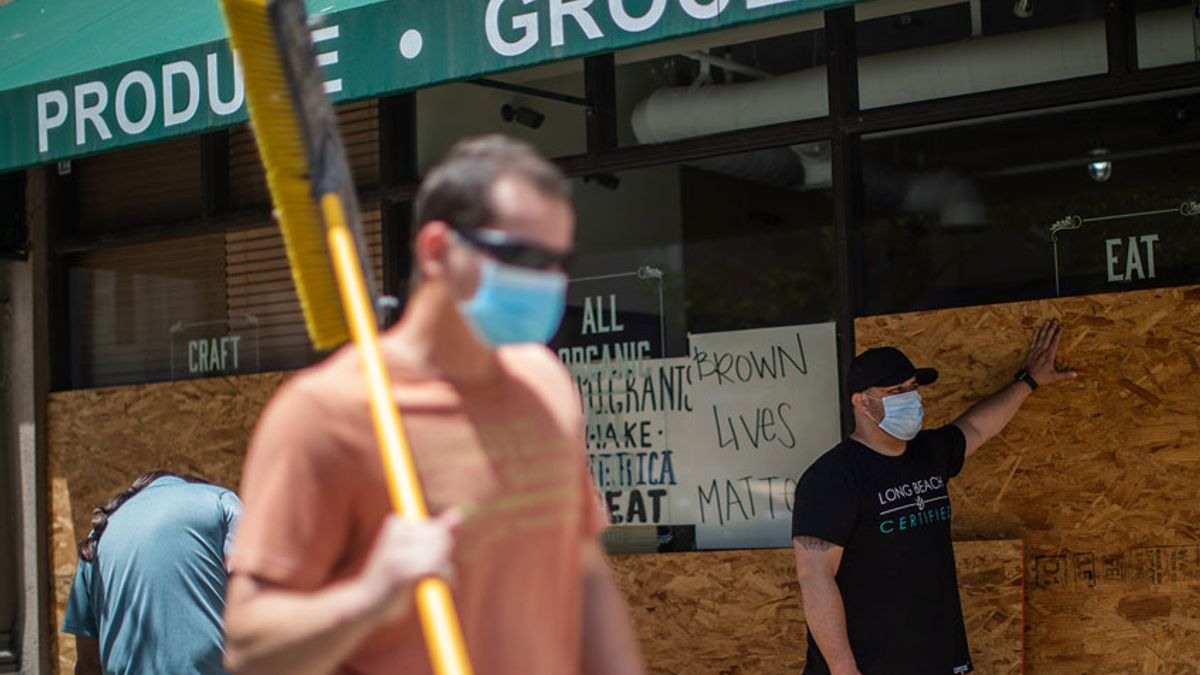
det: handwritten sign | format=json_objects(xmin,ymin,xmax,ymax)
[{"xmin": 567, "ymin": 322, "xmax": 841, "ymax": 549}]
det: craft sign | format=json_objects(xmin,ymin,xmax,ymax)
[
  {"xmin": 188, "ymin": 335, "xmax": 243, "ymax": 374},
  {"xmin": 170, "ymin": 316, "xmax": 260, "ymax": 380},
  {"xmin": 568, "ymin": 322, "xmax": 841, "ymax": 549}
]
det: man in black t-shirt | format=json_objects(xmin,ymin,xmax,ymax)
[{"xmin": 791, "ymin": 319, "xmax": 1075, "ymax": 675}]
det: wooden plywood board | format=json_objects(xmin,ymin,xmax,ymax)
[
  {"xmin": 46, "ymin": 371, "xmax": 286, "ymax": 675},
  {"xmin": 46, "ymin": 369, "xmax": 1023, "ymax": 675},
  {"xmin": 47, "ymin": 282, "xmax": 1198, "ymax": 674},
  {"xmin": 610, "ymin": 540, "xmax": 1024, "ymax": 675},
  {"xmin": 856, "ymin": 285, "xmax": 1200, "ymax": 673}
]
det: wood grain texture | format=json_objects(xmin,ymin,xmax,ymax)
[
  {"xmin": 47, "ymin": 282, "xmax": 1197, "ymax": 674},
  {"xmin": 47, "ymin": 371, "xmax": 286, "ymax": 675},
  {"xmin": 609, "ymin": 540, "xmax": 1024, "ymax": 675},
  {"xmin": 856, "ymin": 284, "xmax": 1200, "ymax": 674},
  {"xmin": 46, "ymin": 369, "xmax": 1025, "ymax": 675}
]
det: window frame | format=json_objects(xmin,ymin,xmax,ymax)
[{"xmin": 42, "ymin": 0, "xmax": 1199, "ymax": 403}]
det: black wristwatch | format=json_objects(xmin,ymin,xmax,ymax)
[{"xmin": 1015, "ymin": 369, "xmax": 1039, "ymax": 392}]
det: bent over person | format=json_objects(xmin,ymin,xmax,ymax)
[
  {"xmin": 63, "ymin": 471, "xmax": 242, "ymax": 675},
  {"xmin": 792, "ymin": 320, "xmax": 1075, "ymax": 675},
  {"xmin": 223, "ymin": 136, "xmax": 643, "ymax": 675}
]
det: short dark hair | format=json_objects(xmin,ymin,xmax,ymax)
[{"xmin": 413, "ymin": 135, "xmax": 571, "ymax": 232}]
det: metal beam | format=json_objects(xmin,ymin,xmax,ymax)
[
  {"xmin": 584, "ymin": 54, "xmax": 619, "ymax": 152},
  {"xmin": 199, "ymin": 131, "xmax": 230, "ymax": 218},
  {"xmin": 1106, "ymin": 0, "xmax": 1138, "ymax": 76},
  {"xmin": 378, "ymin": 94, "xmax": 417, "ymax": 309},
  {"xmin": 558, "ymin": 65, "xmax": 1200, "ymax": 187},
  {"xmin": 846, "ymin": 65, "xmax": 1200, "ymax": 136},
  {"xmin": 469, "ymin": 78, "xmax": 591, "ymax": 108},
  {"xmin": 826, "ymin": 5, "xmax": 862, "ymax": 436},
  {"xmin": 53, "ymin": 191, "xmax": 385, "ymax": 255}
]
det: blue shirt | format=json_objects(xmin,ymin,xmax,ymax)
[{"xmin": 62, "ymin": 476, "xmax": 241, "ymax": 675}]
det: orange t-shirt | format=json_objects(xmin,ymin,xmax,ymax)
[{"xmin": 230, "ymin": 344, "xmax": 606, "ymax": 675}]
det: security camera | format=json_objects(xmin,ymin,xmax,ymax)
[
  {"xmin": 583, "ymin": 173, "xmax": 620, "ymax": 190},
  {"xmin": 501, "ymin": 104, "xmax": 545, "ymax": 129}
]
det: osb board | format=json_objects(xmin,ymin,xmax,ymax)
[
  {"xmin": 856, "ymin": 284, "xmax": 1200, "ymax": 674},
  {"xmin": 46, "ymin": 370, "xmax": 1022, "ymax": 675},
  {"xmin": 47, "ymin": 371, "xmax": 287, "ymax": 674},
  {"xmin": 46, "ymin": 282, "xmax": 1199, "ymax": 674},
  {"xmin": 610, "ymin": 540, "xmax": 1024, "ymax": 675}
]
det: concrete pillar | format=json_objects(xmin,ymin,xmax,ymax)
[{"xmin": 0, "ymin": 166, "xmax": 52, "ymax": 674}]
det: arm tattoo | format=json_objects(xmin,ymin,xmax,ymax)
[{"xmin": 795, "ymin": 536, "xmax": 834, "ymax": 551}]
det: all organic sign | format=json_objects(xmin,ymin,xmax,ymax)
[
  {"xmin": 555, "ymin": 268, "xmax": 666, "ymax": 365},
  {"xmin": 1, "ymin": 0, "xmax": 850, "ymax": 172}
]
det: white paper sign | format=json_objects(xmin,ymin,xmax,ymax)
[{"xmin": 568, "ymin": 322, "xmax": 842, "ymax": 549}]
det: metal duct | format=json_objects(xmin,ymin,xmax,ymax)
[
  {"xmin": 630, "ymin": 13, "xmax": 1174, "ymax": 143},
  {"xmin": 639, "ymin": 7, "xmax": 1193, "ymax": 225}
]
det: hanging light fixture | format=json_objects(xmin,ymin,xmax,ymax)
[{"xmin": 1087, "ymin": 147, "xmax": 1112, "ymax": 183}]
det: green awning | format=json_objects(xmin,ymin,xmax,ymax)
[{"xmin": 0, "ymin": 0, "xmax": 850, "ymax": 173}]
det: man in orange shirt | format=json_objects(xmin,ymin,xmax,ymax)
[{"xmin": 223, "ymin": 135, "xmax": 644, "ymax": 675}]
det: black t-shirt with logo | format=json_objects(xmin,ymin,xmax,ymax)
[{"xmin": 791, "ymin": 426, "xmax": 971, "ymax": 675}]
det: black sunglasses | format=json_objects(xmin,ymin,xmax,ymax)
[{"xmin": 451, "ymin": 227, "xmax": 573, "ymax": 271}]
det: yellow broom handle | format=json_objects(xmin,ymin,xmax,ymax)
[{"xmin": 321, "ymin": 193, "xmax": 475, "ymax": 675}]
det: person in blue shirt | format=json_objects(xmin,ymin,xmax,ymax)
[{"xmin": 62, "ymin": 471, "xmax": 242, "ymax": 675}]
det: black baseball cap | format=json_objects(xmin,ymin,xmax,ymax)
[{"xmin": 848, "ymin": 347, "xmax": 938, "ymax": 394}]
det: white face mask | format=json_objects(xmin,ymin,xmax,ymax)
[{"xmin": 869, "ymin": 390, "xmax": 924, "ymax": 441}]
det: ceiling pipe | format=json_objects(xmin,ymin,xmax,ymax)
[
  {"xmin": 631, "ymin": 6, "xmax": 1192, "ymax": 227},
  {"xmin": 633, "ymin": 5, "xmax": 1193, "ymax": 142}
]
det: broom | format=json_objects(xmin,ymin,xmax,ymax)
[{"xmin": 216, "ymin": 1, "xmax": 473, "ymax": 673}]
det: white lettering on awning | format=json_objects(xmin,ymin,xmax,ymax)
[{"xmin": 115, "ymin": 70, "xmax": 156, "ymax": 134}]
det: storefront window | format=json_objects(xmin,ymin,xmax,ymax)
[
  {"xmin": 857, "ymin": 92, "xmax": 1200, "ymax": 316},
  {"xmin": 855, "ymin": 0, "xmax": 1108, "ymax": 109},
  {"xmin": 231, "ymin": 100, "xmax": 380, "ymax": 209},
  {"xmin": 65, "ymin": 97, "xmax": 386, "ymax": 389},
  {"xmin": 615, "ymin": 14, "xmax": 828, "ymax": 148},
  {"xmin": 1135, "ymin": 0, "xmax": 1197, "ymax": 69},
  {"xmin": 416, "ymin": 61, "xmax": 587, "ymax": 172},
  {"xmin": 74, "ymin": 136, "xmax": 203, "ymax": 235},
  {"xmin": 554, "ymin": 145, "xmax": 840, "ymax": 552},
  {"xmin": 67, "ymin": 211, "xmax": 383, "ymax": 389}
]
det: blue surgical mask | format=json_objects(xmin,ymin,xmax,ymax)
[
  {"xmin": 458, "ymin": 257, "xmax": 567, "ymax": 346},
  {"xmin": 873, "ymin": 390, "xmax": 924, "ymax": 441}
]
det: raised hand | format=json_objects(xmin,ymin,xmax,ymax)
[{"xmin": 1024, "ymin": 318, "xmax": 1077, "ymax": 386}]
